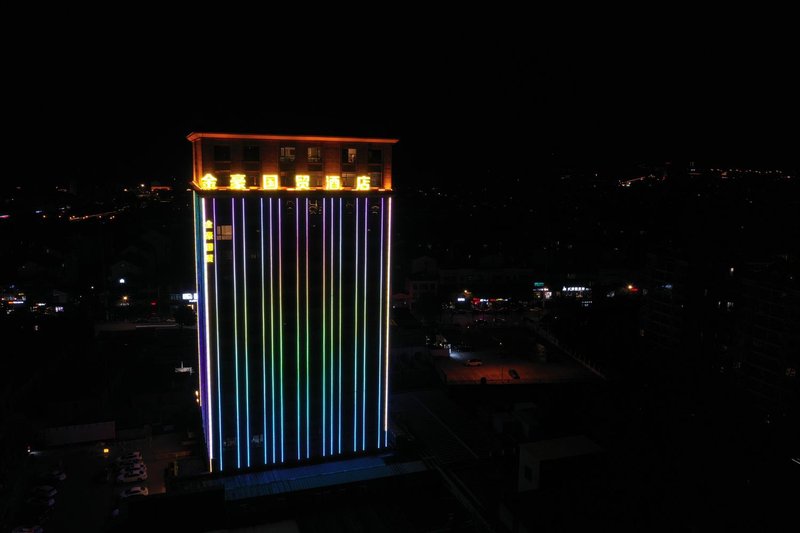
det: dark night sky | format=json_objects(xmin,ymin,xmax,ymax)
[{"xmin": 8, "ymin": 36, "xmax": 798, "ymax": 186}]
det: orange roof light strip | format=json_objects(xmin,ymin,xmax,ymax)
[
  {"xmin": 187, "ymin": 132, "xmax": 399, "ymax": 144},
  {"xmin": 195, "ymin": 174, "xmax": 386, "ymax": 192}
]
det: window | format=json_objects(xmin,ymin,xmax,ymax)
[
  {"xmin": 368, "ymin": 149, "xmax": 382, "ymax": 164},
  {"xmin": 342, "ymin": 148, "xmax": 357, "ymax": 164},
  {"xmin": 280, "ymin": 146, "xmax": 296, "ymax": 163},
  {"xmin": 216, "ymin": 225, "xmax": 232, "ymax": 241},
  {"xmin": 243, "ymin": 145, "xmax": 260, "ymax": 161},
  {"xmin": 214, "ymin": 145, "xmax": 231, "ymax": 161},
  {"xmin": 368, "ymin": 172, "xmax": 382, "ymax": 187},
  {"xmin": 307, "ymin": 147, "xmax": 322, "ymax": 163}
]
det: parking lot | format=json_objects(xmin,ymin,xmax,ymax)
[{"xmin": 11, "ymin": 432, "xmax": 190, "ymax": 531}]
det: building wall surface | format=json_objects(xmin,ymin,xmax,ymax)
[{"xmin": 191, "ymin": 133, "xmax": 396, "ymax": 472}]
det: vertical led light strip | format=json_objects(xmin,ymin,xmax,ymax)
[
  {"xmin": 242, "ymin": 199, "xmax": 251, "ymax": 468},
  {"xmin": 213, "ymin": 199, "xmax": 222, "ymax": 470},
  {"xmin": 362, "ymin": 198, "xmax": 368, "ymax": 451},
  {"xmin": 295, "ymin": 201, "xmax": 301, "ymax": 461},
  {"xmin": 193, "ymin": 195, "xmax": 207, "ymax": 468},
  {"xmin": 377, "ymin": 197, "xmax": 384, "ymax": 448},
  {"xmin": 268, "ymin": 199, "xmax": 276, "ymax": 463},
  {"xmin": 260, "ymin": 199, "xmax": 268, "ymax": 465},
  {"xmin": 384, "ymin": 197, "xmax": 392, "ymax": 447},
  {"xmin": 338, "ymin": 198, "xmax": 343, "ymax": 455},
  {"xmin": 202, "ymin": 198, "xmax": 214, "ymax": 467},
  {"xmin": 278, "ymin": 200, "xmax": 285, "ymax": 463},
  {"xmin": 231, "ymin": 198, "xmax": 241, "ymax": 469},
  {"xmin": 353, "ymin": 198, "xmax": 359, "ymax": 452},
  {"xmin": 322, "ymin": 199, "xmax": 326, "ymax": 457},
  {"xmin": 306, "ymin": 198, "xmax": 311, "ymax": 459},
  {"xmin": 305, "ymin": 199, "xmax": 310, "ymax": 459},
  {"xmin": 330, "ymin": 198, "xmax": 335, "ymax": 455}
]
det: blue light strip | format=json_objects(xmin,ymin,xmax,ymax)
[
  {"xmin": 353, "ymin": 198, "xmax": 359, "ymax": 453},
  {"xmin": 384, "ymin": 197, "xmax": 392, "ymax": 447},
  {"xmin": 269, "ymin": 199, "xmax": 276, "ymax": 463},
  {"xmin": 362, "ymin": 198, "xmax": 368, "ymax": 451},
  {"xmin": 192, "ymin": 195, "xmax": 205, "ymax": 465},
  {"xmin": 278, "ymin": 199, "xmax": 285, "ymax": 463},
  {"xmin": 232, "ymin": 198, "xmax": 241, "ymax": 469},
  {"xmin": 322, "ymin": 199, "xmax": 326, "ymax": 457},
  {"xmin": 295, "ymin": 200, "xmax": 301, "ymax": 461},
  {"xmin": 338, "ymin": 198, "xmax": 343, "ymax": 455},
  {"xmin": 202, "ymin": 198, "xmax": 214, "ymax": 466},
  {"xmin": 330, "ymin": 198, "xmax": 335, "ymax": 455},
  {"xmin": 377, "ymin": 197, "xmax": 384, "ymax": 448},
  {"xmin": 213, "ymin": 199, "xmax": 222, "ymax": 470},
  {"xmin": 242, "ymin": 198, "xmax": 251, "ymax": 468},
  {"xmin": 305, "ymin": 199, "xmax": 310, "ymax": 459},
  {"xmin": 260, "ymin": 198, "xmax": 268, "ymax": 465}
]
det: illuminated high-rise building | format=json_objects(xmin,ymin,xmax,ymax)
[{"xmin": 190, "ymin": 133, "xmax": 396, "ymax": 472}]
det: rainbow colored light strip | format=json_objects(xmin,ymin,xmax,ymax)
[{"xmin": 193, "ymin": 192, "xmax": 391, "ymax": 472}]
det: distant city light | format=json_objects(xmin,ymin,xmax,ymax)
[
  {"xmin": 456, "ymin": 297, "xmax": 466, "ymax": 302},
  {"xmin": 119, "ymin": 278, "xmax": 126, "ymax": 284},
  {"xmin": 563, "ymin": 286, "xmax": 590, "ymax": 292}
]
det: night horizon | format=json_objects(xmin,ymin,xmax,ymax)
[{"xmin": 2, "ymin": 41, "xmax": 798, "ymax": 532}]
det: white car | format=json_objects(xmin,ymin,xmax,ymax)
[
  {"xmin": 31, "ymin": 485, "xmax": 57, "ymax": 498},
  {"xmin": 120, "ymin": 486, "xmax": 149, "ymax": 498},
  {"xmin": 116, "ymin": 458, "xmax": 145, "ymax": 471},
  {"xmin": 117, "ymin": 470, "xmax": 147, "ymax": 483}
]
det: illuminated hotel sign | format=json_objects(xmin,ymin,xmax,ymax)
[{"xmin": 195, "ymin": 174, "xmax": 380, "ymax": 191}]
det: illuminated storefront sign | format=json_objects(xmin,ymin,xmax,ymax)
[{"xmin": 197, "ymin": 173, "xmax": 380, "ymax": 191}]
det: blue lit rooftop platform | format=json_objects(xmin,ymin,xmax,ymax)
[{"xmin": 172, "ymin": 456, "xmax": 427, "ymax": 501}]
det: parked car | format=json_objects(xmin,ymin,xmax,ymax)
[
  {"xmin": 31, "ymin": 486, "xmax": 57, "ymax": 498},
  {"xmin": 115, "ymin": 458, "xmax": 145, "ymax": 471},
  {"xmin": 120, "ymin": 486, "xmax": 149, "ymax": 499},
  {"xmin": 508, "ymin": 369, "xmax": 520, "ymax": 379},
  {"xmin": 48, "ymin": 468, "xmax": 67, "ymax": 481},
  {"xmin": 464, "ymin": 358, "xmax": 483, "ymax": 367},
  {"xmin": 117, "ymin": 470, "xmax": 147, "ymax": 483},
  {"xmin": 25, "ymin": 496, "xmax": 55, "ymax": 509},
  {"xmin": 11, "ymin": 526, "xmax": 44, "ymax": 533},
  {"xmin": 116, "ymin": 452, "xmax": 142, "ymax": 463}
]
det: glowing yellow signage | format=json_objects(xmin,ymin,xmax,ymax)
[
  {"xmin": 262, "ymin": 174, "xmax": 279, "ymax": 190},
  {"xmin": 205, "ymin": 219, "xmax": 215, "ymax": 263},
  {"xmin": 295, "ymin": 175, "xmax": 310, "ymax": 190},
  {"xmin": 230, "ymin": 174, "xmax": 247, "ymax": 190},
  {"xmin": 200, "ymin": 174, "xmax": 217, "ymax": 190},
  {"xmin": 356, "ymin": 175, "xmax": 371, "ymax": 190},
  {"xmin": 325, "ymin": 175, "xmax": 342, "ymax": 190},
  {"xmin": 194, "ymin": 172, "xmax": 388, "ymax": 191}
]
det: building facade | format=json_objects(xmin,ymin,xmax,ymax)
[{"xmin": 190, "ymin": 133, "xmax": 396, "ymax": 472}]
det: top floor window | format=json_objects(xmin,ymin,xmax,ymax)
[
  {"xmin": 368, "ymin": 149, "xmax": 382, "ymax": 164},
  {"xmin": 343, "ymin": 148, "xmax": 357, "ymax": 164},
  {"xmin": 307, "ymin": 147, "xmax": 322, "ymax": 163},
  {"xmin": 280, "ymin": 146, "xmax": 296, "ymax": 163}
]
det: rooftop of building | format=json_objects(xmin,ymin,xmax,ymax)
[{"xmin": 187, "ymin": 132, "xmax": 399, "ymax": 144}]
